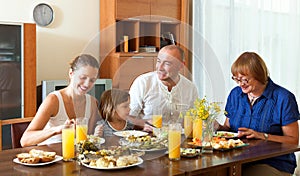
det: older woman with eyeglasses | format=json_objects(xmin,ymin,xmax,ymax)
[{"xmin": 219, "ymin": 52, "xmax": 299, "ymax": 176}]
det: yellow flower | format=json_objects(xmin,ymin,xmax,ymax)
[{"xmin": 185, "ymin": 97, "xmax": 225, "ymax": 121}]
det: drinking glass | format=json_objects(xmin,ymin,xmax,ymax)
[
  {"xmin": 193, "ymin": 119, "xmax": 203, "ymax": 140},
  {"xmin": 184, "ymin": 115, "xmax": 193, "ymax": 138},
  {"xmin": 152, "ymin": 107, "xmax": 163, "ymax": 137},
  {"xmin": 62, "ymin": 124, "xmax": 75, "ymax": 161},
  {"xmin": 168, "ymin": 123, "xmax": 182, "ymax": 160},
  {"xmin": 153, "ymin": 114, "xmax": 162, "ymax": 128},
  {"xmin": 76, "ymin": 117, "xmax": 88, "ymax": 143}
]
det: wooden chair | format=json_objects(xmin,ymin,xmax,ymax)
[{"xmin": 0, "ymin": 117, "xmax": 34, "ymax": 151}]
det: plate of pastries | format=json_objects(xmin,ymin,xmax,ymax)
[{"xmin": 13, "ymin": 149, "xmax": 62, "ymax": 166}]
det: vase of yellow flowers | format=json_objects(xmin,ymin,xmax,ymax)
[{"xmin": 185, "ymin": 97, "xmax": 224, "ymax": 153}]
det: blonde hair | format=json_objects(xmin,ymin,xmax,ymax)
[
  {"xmin": 231, "ymin": 52, "xmax": 269, "ymax": 84},
  {"xmin": 99, "ymin": 89, "xmax": 130, "ymax": 121}
]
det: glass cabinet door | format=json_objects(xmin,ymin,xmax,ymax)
[
  {"xmin": 0, "ymin": 24, "xmax": 22, "ymax": 118},
  {"xmin": 0, "ymin": 24, "xmax": 22, "ymax": 149}
]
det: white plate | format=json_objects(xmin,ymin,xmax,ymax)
[
  {"xmin": 180, "ymin": 148, "xmax": 201, "ymax": 158},
  {"xmin": 214, "ymin": 131, "xmax": 238, "ymax": 138},
  {"xmin": 99, "ymin": 138, "xmax": 105, "ymax": 144},
  {"xmin": 131, "ymin": 147, "xmax": 167, "ymax": 152},
  {"xmin": 88, "ymin": 135, "xmax": 105, "ymax": 144},
  {"xmin": 81, "ymin": 157, "xmax": 143, "ymax": 170},
  {"xmin": 13, "ymin": 155, "xmax": 63, "ymax": 166},
  {"xmin": 113, "ymin": 130, "xmax": 148, "ymax": 138}
]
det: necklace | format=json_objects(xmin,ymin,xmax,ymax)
[{"xmin": 248, "ymin": 93, "xmax": 260, "ymax": 106}]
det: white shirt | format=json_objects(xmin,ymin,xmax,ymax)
[
  {"xmin": 39, "ymin": 91, "xmax": 91, "ymax": 145},
  {"xmin": 129, "ymin": 71, "xmax": 199, "ymax": 123}
]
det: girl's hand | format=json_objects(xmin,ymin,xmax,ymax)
[{"xmin": 94, "ymin": 124, "xmax": 104, "ymax": 137}]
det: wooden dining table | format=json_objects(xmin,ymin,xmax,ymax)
[{"xmin": 0, "ymin": 135, "xmax": 299, "ymax": 176}]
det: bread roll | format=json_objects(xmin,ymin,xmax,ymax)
[
  {"xmin": 40, "ymin": 152, "xmax": 56, "ymax": 162},
  {"xmin": 21, "ymin": 157, "xmax": 40, "ymax": 164},
  {"xmin": 16, "ymin": 149, "xmax": 56, "ymax": 164},
  {"xmin": 16, "ymin": 153, "xmax": 32, "ymax": 160}
]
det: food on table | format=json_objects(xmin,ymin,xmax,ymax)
[
  {"xmin": 188, "ymin": 137, "xmax": 247, "ymax": 150},
  {"xmin": 188, "ymin": 137, "xmax": 202, "ymax": 146},
  {"xmin": 77, "ymin": 140, "xmax": 99, "ymax": 154},
  {"xmin": 121, "ymin": 135, "xmax": 168, "ymax": 151},
  {"xmin": 88, "ymin": 155, "xmax": 139, "ymax": 168},
  {"xmin": 126, "ymin": 135, "xmax": 151, "ymax": 143},
  {"xmin": 180, "ymin": 148, "xmax": 201, "ymax": 157},
  {"xmin": 78, "ymin": 145, "xmax": 141, "ymax": 169},
  {"xmin": 16, "ymin": 149, "xmax": 56, "ymax": 164},
  {"xmin": 215, "ymin": 131, "xmax": 237, "ymax": 138},
  {"xmin": 211, "ymin": 137, "xmax": 245, "ymax": 149}
]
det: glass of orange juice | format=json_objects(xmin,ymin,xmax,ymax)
[
  {"xmin": 152, "ymin": 108, "xmax": 163, "ymax": 137},
  {"xmin": 76, "ymin": 117, "xmax": 88, "ymax": 143},
  {"xmin": 153, "ymin": 115, "xmax": 162, "ymax": 128},
  {"xmin": 193, "ymin": 119, "xmax": 203, "ymax": 140},
  {"xmin": 184, "ymin": 115, "xmax": 193, "ymax": 138},
  {"xmin": 168, "ymin": 123, "xmax": 182, "ymax": 160},
  {"xmin": 62, "ymin": 124, "xmax": 75, "ymax": 161}
]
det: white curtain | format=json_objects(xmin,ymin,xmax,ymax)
[{"xmin": 193, "ymin": 0, "xmax": 300, "ymax": 105}]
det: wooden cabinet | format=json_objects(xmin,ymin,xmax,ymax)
[
  {"xmin": 115, "ymin": 0, "xmax": 181, "ymax": 21},
  {"xmin": 100, "ymin": 0, "xmax": 190, "ymax": 89},
  {"xmin": 23, "ymin": 23, "xmax": 37, "ymax": 117},
  {"xmin": 151, "ymin": 0, "xmax": 181, "ymax": 21},
  {"xmin": 113, "ymin": 56, "xmax": 155, "ymax": 89},
  {"xmin": 116, "ymin": 0, "xmax": 151, "ymax": 21}
]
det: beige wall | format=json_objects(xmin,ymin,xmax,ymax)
[{"xmin": 0, "ymin": 0, "xmax": 100, "ymax": 85}]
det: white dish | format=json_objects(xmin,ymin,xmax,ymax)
[
  {"xmin": 214, "ymin": 131, "xmax": 238, "ymax": 138},
  {"xmin": 88, "ymin": 135, "xmax": 105, "ymax": 144},
  {"xmin": 113, "ymin": 130, "xmax": 148, "ymax": 138},
  {"xmin": 13, "ymin": 155, "xmax": 63, "ymax": 166},
  {"xmin": 131, "ymin": 147, "xmax": 167, "ymax": 152},
  {"xmin": 81, "ymin": 157, "xmax": 143, "ymax": 170}
]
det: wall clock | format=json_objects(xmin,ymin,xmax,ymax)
[{"xmin": 33, "ymin": 3, "xmax": 54, "ymax": 27}]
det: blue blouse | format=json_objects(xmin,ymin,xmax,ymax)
[{"xmin": 225, "ymin": 78, "xmax": 299, "ymax": 174}]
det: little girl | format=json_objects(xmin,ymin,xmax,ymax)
[{"xmin": 95, "ymin": 89, "xmax": 135, "ymax": 137}]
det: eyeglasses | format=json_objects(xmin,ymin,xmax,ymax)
[{"xmin": 231, "ymin": 76, "xmax": 250, "ymax": 84}]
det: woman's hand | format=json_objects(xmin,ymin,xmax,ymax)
[
  {"xmin": 237, "ymin": 127, "xmax": 264, "ymax": 139},
  {"xmin": 54, "ymin": 119, "xmax": 76, "ymax": 135},
  {"xmin": 64, "ymin": 119, "xmax": 75, "ymax": 125},
  {"xmin": 52, "ymin": 125, "xmax": 64, "ymax": 135}
]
